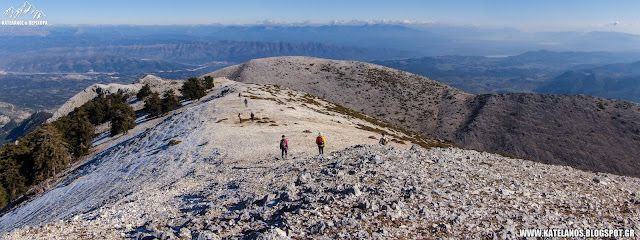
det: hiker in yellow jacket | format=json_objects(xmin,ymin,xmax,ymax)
[{"xmin": 316, "ymin": 132, "xmax": 326, "ymax": 154}]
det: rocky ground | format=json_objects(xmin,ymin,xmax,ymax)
[
  {"xmin": 5, "ymin": 145, "xmax": 639, "ymax": 239},
  {"xmin": 1, "ymin": 78, "xmax": 639, "ymax": 239},
  {"xmin": 209, "ymin": 57, "xmax": 640, "ymax": 178}
]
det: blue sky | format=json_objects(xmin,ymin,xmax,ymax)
[{"xmin": 4, "ymin": 0, "xmax": 640, "ymax": 33}]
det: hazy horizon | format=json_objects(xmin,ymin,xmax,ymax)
[{"xmin": 2, "ymin": 0, "xmax": 640, "ymax": 34}]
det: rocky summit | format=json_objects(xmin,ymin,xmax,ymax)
[{"xmin": 1, "ymin": 78, "xmax": 638, "ymax": 239}]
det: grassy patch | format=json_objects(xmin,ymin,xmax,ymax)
[
  {"xmin": 301, "ymin": 94, "xmax": 323, "ymax": 107},
  {"xmin": 168, "ymin": 140, "xmax": 182, "ymax": 146},
  {"xmin": 327, "ymin": 101, "xmax": 453, "ymax": 149}
]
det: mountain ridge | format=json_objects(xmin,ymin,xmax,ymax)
[
  {"xmin": 16, "ymin": 40, "xmax": 412, "ymax": 65},
  {"xmin": 0, "ymin": 55, "xmax": 193, "ymax": 74},
  {"xmin": 209, "ymin": 56, "xmax": 640, "ymax": 177}
]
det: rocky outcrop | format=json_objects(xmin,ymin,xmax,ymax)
[
  {"xmin": 209, "ymin": 57, "xmax": 640, "ymax": 178},
  {"xmin": 3, "ymin": 111, "xmax": 52, "ymax": 143},
  {"xmin": 47, "ymin": 75, "xmax": 182, "ymax": 122},
  {"xmin": 0, "ymin": 102, "xmax": 30, "ymax": 128},
  {"xmin": 0, "ymin": 102, "xmax": 33, "ymax": 145}
]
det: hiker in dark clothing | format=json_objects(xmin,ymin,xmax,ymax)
[
  {"xmin": 251, "ymin": 112, "xmax": 255, "ymax": 122},
  {"xmin": 238, "ymin": 113, "xmax": 242, "ymax": 123},
  {"xmin": 379, "ymin": 134, "xmax": 389, "ymax": 145},
  {"xmin": 316, "ymin": 132, "xmax": 326, "ymax": 154},
  {"xmin": 280, "ymin": 135, "xmax": 289, "ymax": 159},
  {"xmin": 244, "ymin": 98, "xmax": 248, "ymax": 107},
  {"xmin": 238, "ymin": 92, "xmax": 242, "ymax": 98}
]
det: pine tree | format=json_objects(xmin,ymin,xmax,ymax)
[
  {"xmin": 0, "ymin": 139, "xmax": 30, "ymax": 197},
  {"xmin": 161, "ymin": 89, "xmax": 182, "ymax": 113},
  {"xmin": 144, "ymin": 92, "xmax": 163, "ymax": 117},
  {"xmin": 2, "ymin": 165, "xmax": 27, "ymax": 201},
  {"xmin": 104, "ymin": 93, "xmax": 129, "ymax": 120},
  {"xmin": 0, "ymin": 183, "xmax": 8, "ymax": 210},
  {"xmin": 54, "ymin": 109, "xmax": 95, "ymax": 158},
  {"xmin": 110, "ymin": 102, "xmax": 136, "ymax": 137},
  {"xmin": 180, "ymin": 77, "xmax": 206, "ymax": 100},
  {"xmin": 80, "ymin": 100, "xmax": 106, "ymax": 125},
  {"xmin": 204, "ymin": 76, "xmax": 214, "ymax": 90},
  {"xmin": 27, "ymin": 124, "xmax": 71, "ymax": 183},
  {"xmin": 136, "ymin": 83, "xmax": 152, "ymax": 100}
]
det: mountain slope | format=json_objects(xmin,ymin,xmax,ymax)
[
  {"xmin": 3, "ymin": 111, "xmax": 51, "ymax": 145},
  {"xmin": 0, "ymin": 101, "xmax": 32, "ymax": 145},
  {"xmin": 536, "ymin": 61, "xmax": 640, "ymax": 102},
  {"xmin": 2, "ymin": 78, "xmax": 638, "ymax": 239},
  {"xmin": 209, "ymin": 56, "xmax": 640, "ymax": 177}
]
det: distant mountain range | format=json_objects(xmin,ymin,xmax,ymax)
[
  {"xmin": 536, "ymin": 61, "xmax": 640, "ymax": 102},
  {"xmin": 0, "ymin": 56, "xmax": 192, "ymax": 74},
  {"xmin": 3, "ymin": 24, "xmax": 640, "ymax": 55},
  {"xmin": 15, "ymin": 40, "xmax": 411, "ymax": 65},
  {"xmin": 374, "ymin": 50, "xmax": 640, "ymax": 101}
]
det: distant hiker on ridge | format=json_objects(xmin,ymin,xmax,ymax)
[
  {"xmin": 316, "ymin": 132, "xmax": 326, "ymax": 154},
  {"xmin": 379, "ymin": 134, "xmax": 389, "ymax": 145},
  {"xmin": 280, "ymin": 135, "xmax": 289, "ymax": 159},
  {"xmin": 238, "ymin": 113, "xmax": 242, "ymax": 123},
  {"xmin": 238, "ymin": 92, "xmax": 242, "ymax": 98},
  {"xmin": 244, "ymin": 98, "xmax": 248, "ymax": 107},
  {"xmin": 251, "ymin": 112, "xmax": 255, "ymax": 122}
]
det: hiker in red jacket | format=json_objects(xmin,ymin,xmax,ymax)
[
  {"xmin": 280, "ymin": 135, "xmax": 289, "ymax": 159},
  {"xmin": 316, "ymin": 132, "xmax": 326, "ymax": 154}
]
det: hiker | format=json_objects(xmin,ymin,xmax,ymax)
[
  {"xmin": 316, "ymin": 132, "xmax": 326, "ymax": 154},
  {"xmin": 244, "ymin": 98, "xmax": 248, "ymax": 107},
  {"xmin": 238, "ymin": 113, "xmax": 242, "ymax": 123},
  {"xmin": 379, "ymin": 134, "xmax": 389, "ymax": 145},
  {"xmin": 238, "ymin": 92, "xmax": 242, "ymax": 98},
  {"xmin": 280, "ymin": 135, "xmax": 289, "ymax": 159},
  {"xmin": 250, "ymin": 112, "xmax": 255, "ymax": 122}
]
